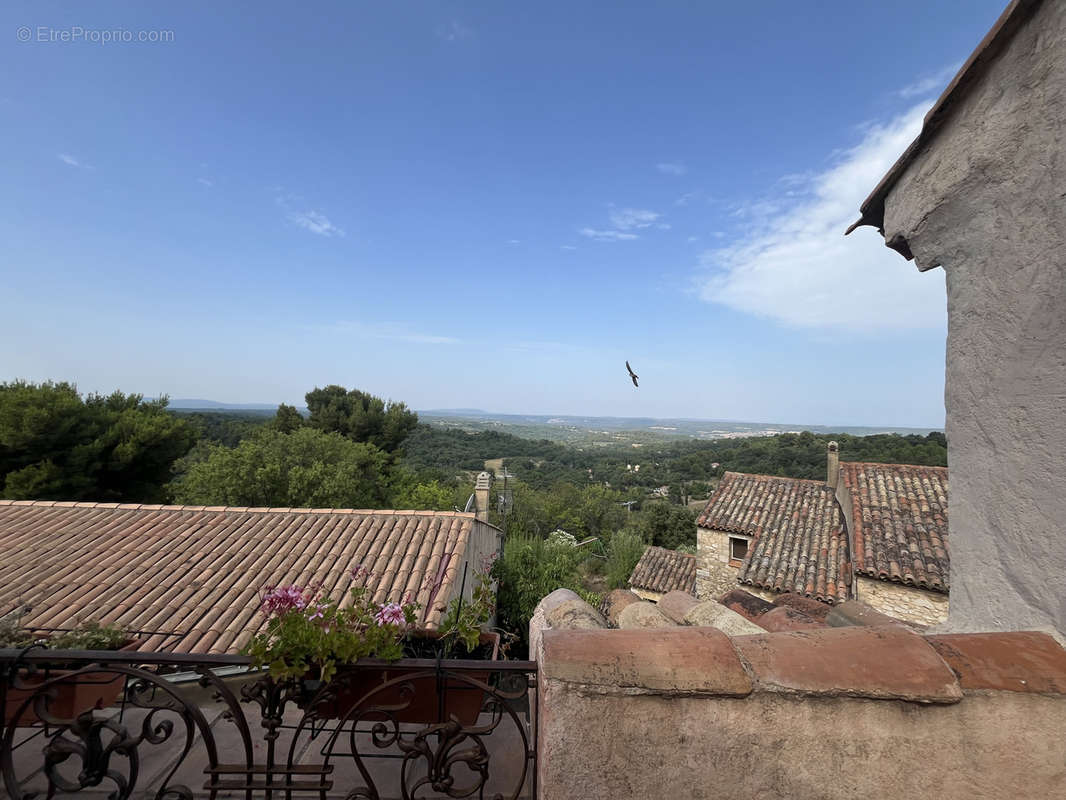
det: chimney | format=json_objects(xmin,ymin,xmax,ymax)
[
  {"xmin": 826, "ymin": 441, "xmax": 840, "ymax": 487},
  {"xmin": 474, "ymin": 471, "xmax": 493, "ymax": 522}
]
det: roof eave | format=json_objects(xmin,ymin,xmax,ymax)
[{"xmin": 845, "ymin": 0, "xmax": 1045, "ymax": 243}]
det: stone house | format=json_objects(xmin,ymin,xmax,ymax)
[{"xmin": 696, "ymin": 443, "xmax": 949, "ymax": 626}]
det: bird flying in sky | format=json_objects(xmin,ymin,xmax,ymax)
[{"xmin": 626, "ymin": 361, "xmax": 639, "ymax": 387}]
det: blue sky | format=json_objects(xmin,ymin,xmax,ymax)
[{"xmin": 1, "ymin": 1, "xmax": 1007, "ymax": 428}]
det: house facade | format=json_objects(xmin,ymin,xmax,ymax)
[{"xmin": 696, "ymin": 443, "xmax": 949, "ymax": 626}]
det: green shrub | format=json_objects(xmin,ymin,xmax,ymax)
[
  {"xmin": 492, "ymin": 534, "xmax": 583, "ymax": 649},
  {"xmin": 605, "ymin": 530, "xmax": 647, "ymax": 589}
]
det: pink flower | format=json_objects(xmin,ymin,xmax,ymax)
[
  {"xmin": 260, "ymin": 584, "xmax": 309, "ymax": 617},
  {"xmin": 350, "ymin": 564, "xmax": 371, "ymax": 582},
  {"xmin": 374, "ymin": 602, "xmax": 406, "ymax": 627},
  {"xmin": 306, "ymin": 602, "xmax": 328, "ymax": 623}
]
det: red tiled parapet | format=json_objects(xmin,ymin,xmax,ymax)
[
  {"xmin": 601, "ymin": 589, "xmax": 642, "ymax": 626},
  {"xmin": 927, "ymin": 632, "xmax": 1066, "ymax": 694},
  {"xmin": 825, "ymin": 599, "xmax": 915, "ymax": 629},
  {"xmin": 756, "ymin": 605, "xmax": 823, "ymax": 632},
  {"xmin": 732, "ymin": 626, "xmax": 963, "ymax": 703},
  {"xmin": 772, "ymin": 592, "xmax": 833, "ymax": 621},
  {"xmin": 541, "ymin": 627, "xmax": 752, "ymax": 696},
  {"xmin": 718, "ymin": 588, "xmax": 774, "ymax": 622}
]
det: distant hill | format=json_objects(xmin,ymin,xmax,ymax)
[
  {"xmin": 418, "ymin": 410, "xmax": 942, "ymax": 446},
  {"xmin": 168, "ymin": 398, "xmax": 281, "ymax": 411}
]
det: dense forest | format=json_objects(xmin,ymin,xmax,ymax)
[{"xmin": 0, "ymin": 380, "xmax": 947, "ymax": 652}]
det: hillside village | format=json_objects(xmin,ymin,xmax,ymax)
[{"xmin": 1, "ymin": 1, "xmax": 1064, "ymax": 799}]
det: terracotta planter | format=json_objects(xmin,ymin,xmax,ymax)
[
  {"xmin": 303, "ymin": 631, "xmax": 500, "ymax": 726},
  {"xmin": 3, "ymin": 640, "xmax": 140, "ymax": 727}
]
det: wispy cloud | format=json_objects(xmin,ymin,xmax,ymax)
[
  {"xmin": 325, "ymin": 321, "xmax": 459, "ymax": 345},
  {"xmin": 578, "ymin": 206, "xmax": 666, "ymax": 243},
  {"xmin": 507, "ymin": 239, "xmax": 521, "ymax": 244},
  {"xmin": 609, "ymin": 207, "xmax": 661, "ymax": 230},
  {"xmin": 289, "ymin": 210, "xmax": 344, "ymax": 237},
  {"xmin": 436, "ymin": 20, "xmax": 472, "ymax": 41},
  {"xmin": 896, "ymin": 62, "xmax": 962, "ymax": 99},
  {"xmin": 276, "ymin": 194, "xmax": 345, "ymax": 237},
  {"xmin": 197, "ymin": 177, "xmax": 214, "ymax": 188},
  {"xmin": 657, "ymin": 162, "xmax": 687, "ymax": 176},
  {"xmin": 560, "ymin": 245, "xmax": 578, "ymax": 250},
  {"xmin": 579, "ymin": 227, "xmax": 638, "ymax": 242},
  {"xmin": 695, "ymin": 101, "xmax": 945, "ymax": 331},
  {"xmin": 58, "ymin": 153, "xmax": 91, "ymax": 169}
]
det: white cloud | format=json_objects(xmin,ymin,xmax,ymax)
[
  {"xmin": 696, "ymin": 102, "xmax": 946, "ymax": 331},
  {"xmin": 436, "ymin": 20, "xmax": 472, "ymax": 41},
  {"xmin": 896, "ymin": 63, "xmax": 962, "ymax": 99},
  {"xmin": 507, "ymin": 239, "xmax": 521, "ymax": 244},
  {"xmin": 560, "ymin": 245, "xmax": 578, "ymax": 250},
  {"xmin": 289, "ymin": 209, "xmax": 345, "ymax": 237},
  {"xmin": 609, "ymin": 207, "xmax": 661, "ymax": 230},
  {"xmin": 579, "ymin": 227, "xmax": 638, "ymax": 242},
  {"xmin": 197, "ymin": 177, "xmax": 214, "ymax": 187},
  {"xmin": 276, "ymin": 194, "xmax": 345, "ymax": 237},
  {"xmin": 58, "ymin": 153, "xmax": 90, "ymax": 169},
  {"xmin": 657, "ymin": 162, "xmax": 687, "ymax": 176}
]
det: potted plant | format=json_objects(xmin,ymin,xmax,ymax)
[
  {"xmin": 1, "ymin": 620, "xmax": 139, "ymax": 726},
  {"xmin": 244, "ymin": 561, "xmax": 500, "ymax": 725}
]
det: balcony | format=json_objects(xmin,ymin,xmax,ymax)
[{"xmin": 0, "ymin": 648, "xmax": 536, "ymax": 799}]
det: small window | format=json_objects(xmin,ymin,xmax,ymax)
[{"xmin": 729, "ymin": 537, "xmax": 749, "ymax": 565}]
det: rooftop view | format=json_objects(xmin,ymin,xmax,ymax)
[{"xmin": 1, "ymin": 1, "xmax": 1064, "ymax": 798}]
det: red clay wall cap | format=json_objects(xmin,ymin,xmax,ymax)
[
  {"xmin": 731, "ymin": 626, "xmax": 963, "ymax": 704},
  {"xmin": 541, "ymin": 627, "xmax": 752, "ymax": 697},
  {"xmin": 926, "ymin": 632, "xmax": 1066, "ymax": 695}
]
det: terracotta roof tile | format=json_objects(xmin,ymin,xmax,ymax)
[
  {"xmin": 0, "ymin": 501, "xmax": 489, "ymax": 654},
  {"xmin": 698, "ymin": 472, "xmax": 849, "ymax": 604},
  {"xmin": 841, "ymin": 462, "xmax": 949, "ymax": 593},
  {"xmin": 628, "ymin": 546, "xmax": 696, "ymax": 595}
]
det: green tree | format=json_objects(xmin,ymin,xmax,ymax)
[
  {"xmin": 271, "ymin": 403, "xmax": 305, "ymax": 434},
  {"xmin": 635, "ymin": 502, "xmax": 697, "ymax": 550},
  {"xmin": 390, "ymin": 477, "xmax": 464, "ymax": 511},
  {"xmin": 305, "ymin": 385, "xmax": 418, "ymax": 452},
  {"xmin": 170, "ymin": 427, "xmax": 393, "ymax": 508},
  {"xmin": 0, "ymin": 381, "xmax": 196, "ymax": 502}
]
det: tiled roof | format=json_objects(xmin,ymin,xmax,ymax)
[
  {"xmin": 0, "ymin": 501, "xmax": 494, "ymax": 654},
  {"xmin": 840, "ymin": 462, "xmax": 949, "ymax": 593},
  {"xmin": 628, "ymin": 546, "xmax": 696, "ymax": 595},
  {"xmin": 698, "ymin": 472, "xmax": 850, "ymax": 604}
]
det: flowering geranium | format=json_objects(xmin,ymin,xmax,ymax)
[
  {"xmin": 244, "ymin": 574, "xmax": 419, "ymax": 681},
  {"xmin": 260, "ymin": 585, "xmax": 311, "ymax": 616}
]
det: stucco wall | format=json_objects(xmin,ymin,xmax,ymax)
[
  {"xmin": 880, "ymin": 0, "xmax": 1066, "ymax": 638},
  {"xmin": 855, "ymin": 576, "xmax": 948, "ymax": 627},
  {"xmin": 537, "ymin": 627, "xmax": 1066, "ymax": 800}
]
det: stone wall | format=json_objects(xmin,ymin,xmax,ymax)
[
  {"xmin": 855, "ymin": 576, "xmax": 948, "ymax": 627},
  {"xmin": 537, "ymin": 626, "xmax": 1066, "ymax": 799},
  {"xmin": 694, "ymin": 526, "xmax": 742, "ymax": 599},
  {"xmin": 879, "ymin": 0, "xmax": 1066, "ymax": 639}
]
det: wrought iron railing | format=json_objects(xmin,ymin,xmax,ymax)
[{"xmin": 0, "ymin": 649, "xmax": 537, "ymax": 800}]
